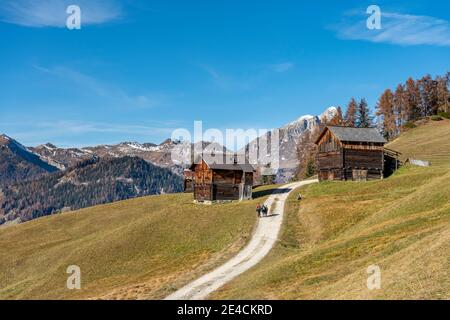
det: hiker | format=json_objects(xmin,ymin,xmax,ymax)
[
  {"xmin": 262, "ymin": 205, "xmax": 268, "ymax": 217},
  {"xmin": 256, "ymin": 204, "xmax": 262, "ymax": 218}
]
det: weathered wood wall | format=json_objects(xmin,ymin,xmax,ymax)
[
  {"xmin": 317, "ymin": 135, "xmax": 385, "ymax": 181},
  {"xmin": 193, "ymin": 160, "xmax": 213, "ymax": 201},
  {"xmin": 343, "ymin": 148, "xmax": 383, "ymax": 169},
  {"xmin": 190, "ymin": 160, "xmax": 254, "ymax": 201}
]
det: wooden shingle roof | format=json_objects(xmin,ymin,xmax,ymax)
[
  {"xmin": 208, "ymin": 163, "xmax": 256, "ymax": 172},
  {"xmin": 190, "ymin": 154, "xmax": 256, "ymax": 172},
  {"xmin": 316, "ymin": 126, "xmax": 387, "ymax": 144}
]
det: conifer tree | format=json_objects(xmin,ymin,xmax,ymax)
[
  {"xmin": 356, "ymin": 98, "xmax": 373, "ymax": 128},
  {"xmin": 336, "ymin": 106, "xmax": 343, "ymax": 124},
  {"xmin": 418, "ymin": 75, "xmax": 438, "ymax": 116}
]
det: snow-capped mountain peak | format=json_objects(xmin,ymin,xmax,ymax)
[
  {"xmin": 244, "ymin": 106, "xmax": 340, "ymax": 183},
  {"xmin": 41, "ymin": 143, "xmax": 58, "ymax": 151},
  {"xmin": 320, "ymin": 106, "xmax": 339, "ymax": 122}
]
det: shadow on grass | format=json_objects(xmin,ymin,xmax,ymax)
[{"xmin": 252, "ymin": 187, "xmax": 291, "ymax": 199}]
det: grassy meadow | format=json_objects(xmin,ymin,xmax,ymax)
[
  {"xmin": 2, "ymin": 119, "xmax": 449, "ymax": 300},
  {"xmin": 0, "ymin": 185, "xmax": 277, "ymax": 300},
  {"xmin": 211, "ymin": 120, "xmax": 450, "ymax": 300}
]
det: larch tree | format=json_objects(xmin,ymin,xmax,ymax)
[
  {"xmin": 405, "ymin": 77, "xmax": 421, "ymax": 121},
  {"xmin": 394, "ymin": 84, "xmax": 407, "ymax": 129},
  {"xmin": 436, "ymin": 74, "xmax": 450, "ymax": 113},
  {"xmin": 328, "ymin": 106, "xmax": 344, "ymax": 125},
  {"xmin": 376, "ymin": 89, "xmax": 396, "ymax": 140},
  {"xmin": 344, "ymin": 98, "xmax": 358, "ymax": 127},
  {"xmin": 295, "ymin": 129, "xmax": 319, "ymax": 180}
]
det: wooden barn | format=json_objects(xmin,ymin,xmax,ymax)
[
  {"xmin": 315, "ymin": 126, "xmax": 390, "ymax": 182},
  {"xmin": 186, "ymin": 156, "xmax": 255, "ymax": 202}
]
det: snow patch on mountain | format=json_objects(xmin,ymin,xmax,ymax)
[{"xmin": 244, "ymin": 106, "xmax": 338, "ymax": 182}]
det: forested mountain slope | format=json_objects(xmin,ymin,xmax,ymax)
[{"xmin": 0, "ymin": 156, "xmax": 183, "ymax": 225}]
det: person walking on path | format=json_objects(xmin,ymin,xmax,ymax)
[
  {"xmin": 256, "ymin": 204, "xmax": 262, "ymax": 218},
  {"xmin": 262, "ymin": 205, "xmax": 269, "ymax": 217}
]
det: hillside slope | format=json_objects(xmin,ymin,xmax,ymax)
[
  {"xmin": 387, "ymin": 119, "xmax": 450, "ymax": 166},
  {"xmin": 211, "ymin": 121, "xmax": 450, "ymax": 300},
  {"xmin": 0, "ymin": 157, "xmax": 183, "ymax": 225},
  {"xmin": 0, "ymin": 185, "xmax": 276, "ymax": 299}
]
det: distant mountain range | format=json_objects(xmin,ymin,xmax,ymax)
[
  {"xmin": 0, "ymin": 106, "xmax": 337, "ymax": 225},
  {"xmin": 2, "ymin": 106, "xmax": 337, "ymax": 185},
  {"xmin": 29, "ymin": 138, "xmax": 182, "ymax": 173},
  {"xmin": 0, "ymin": 135, "xmax": 184, "ymax": 226}
]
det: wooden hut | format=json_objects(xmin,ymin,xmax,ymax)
[
  {"xmin": 186, "ymin": 156, "xmax": 255, "ymax": 202},
  {"xmin": 315, "ymin": 126, "xmax": 388, "ymax": 181}
]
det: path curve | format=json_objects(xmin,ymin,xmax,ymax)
[{"xmin": 165, "ymin": 180, "xmax": 318, "ymax": 300}]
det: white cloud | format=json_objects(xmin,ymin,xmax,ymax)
[
  {"xmin": 0, "ymin": 0, "xmax": 122, "ymax": 27},
  {"xmin": 335, "ymin": 11, "xmax": 450, "ymax": 46}
]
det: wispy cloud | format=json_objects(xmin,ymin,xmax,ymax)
[
  {"xmin": 197, "ymin": 61, "xmax": 295, "ymax": 91},
  {"xmin": 36, "ymin": 120, "xmax": 176, "ymax": 136},
  {"xmin": 269, "ymin": 62, "xmax": 295, "ymax": 73},
  {"xmin": 0, "ymin": 0, "xmax": 123, "ymax": 28},
  {"xmin": 197, "ymin": 64, "xmax": 256, "ymax": 91},
  {"xmin": 334, "ymin": 10, "xmax": 450, "ymax": 46},
  {"xmin": 34, "ymin": 65, "xmax": 166, "ymax": 109}
]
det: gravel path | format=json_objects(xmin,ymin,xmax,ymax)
[{"xmin": 165, "ymin": 180, "xmax": 318, "ymax": 300}]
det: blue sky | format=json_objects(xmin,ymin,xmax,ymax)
[{"xmin": 0, "ymin": 0, "xmax": 449, "ymax": 147}]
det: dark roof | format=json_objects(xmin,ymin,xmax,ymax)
[
  {"xmin": 189, "ymin": 154, "xmax": 256, "ymax": 172},
  {"xmin": 316, "ymin": 126, "xmax": 387, "ymax": 144},
  {"xmin": 209, "ymin": 163, "xmax": 255, "ymax": 172}
]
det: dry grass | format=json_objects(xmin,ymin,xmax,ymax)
[
  {"xmin": 211, "ymin": 122, "xmax": 450, "ymax": 300},
  {"xmin": 0, "ymin": 185, "xmax": 277, "ymax": 300},
  {"xmin": 388, "ymin": 119, "xmax": 450, "ymax": 166}
]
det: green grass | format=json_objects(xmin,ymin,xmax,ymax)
[
  {"xmin": 0, "ymin": 185, "xmax": 277, "ymax": 300},
  {"xmin": 211, "ymin": 122, "xmax": 450, "ymax": 300}
]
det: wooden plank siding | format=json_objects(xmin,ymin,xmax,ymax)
[
  {"xmin": 316, "ymin": 126, "xmax": 387, "ymax": 182},
  {"xmin": 188, "ymin": 159, "xmax": 254, "ymax": 202}
]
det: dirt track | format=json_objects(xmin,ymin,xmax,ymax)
[{"xmin": 165, "ymin": 180, "xmax": 318, "ymax": 300}]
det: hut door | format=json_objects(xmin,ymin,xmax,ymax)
[
  {"xmin": 352, "ymin": 169, "xmax": 368, "ymax": 181},
  {"xmin": 196, "ymin": 184, "xmax": 211, "ymax": 201},
  {"xmin": 328, "ymin": 171, "xmax": 334, "ymax": 180}
]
